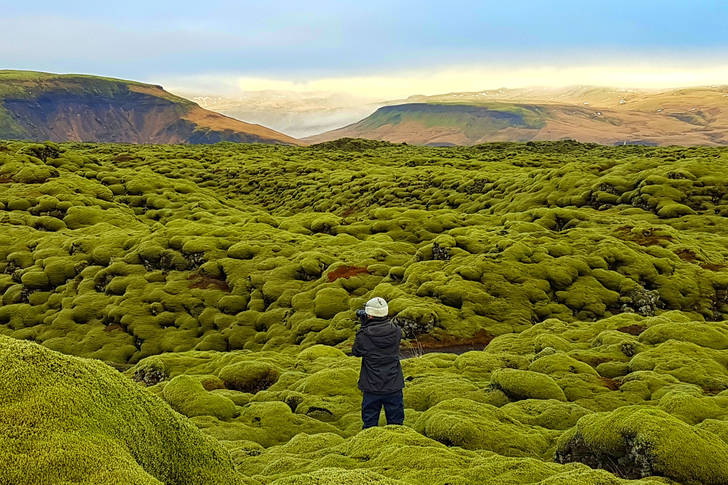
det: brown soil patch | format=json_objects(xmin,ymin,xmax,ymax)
[
  {"xmin": 672, "ymin": 249, "xmax": 725, "ymax": 270},
  {"xmin": 104, "ymin": 324, "xmax": 122, "ymax": 332},
  {"xmin": 113, "ymin": 153, "xmax": 136, "ymax": 162},
  {"xmin": 599, "ymin": 377, "xmax": 621, "ymax": 391},
  {"xmin": 411, "ymin": 329, "xmax": 494, "ymax": 352},
  {"xmin": 614, "ymin": 225, "xmax": 673, "ymax": 246},
  {"xmin": 188, "ymin": 273, "xmax": 230, "ymax": 291},
  {"xmin": 616, "ymin": 324, "xmax": 647, "ymax": 336},
  {"xmin": 701, "ymin": 262, "xmax": 727, "ymax": 271},
  {"xmin": 675, "ymin": 248, "xmax": 698, "ymax": 262},
  {"xmin": 327, "ymin": 265, "xmax": 370, "ymax": 282}
]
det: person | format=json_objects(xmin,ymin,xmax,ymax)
[{"xmin": 351, "ymin": 297, "xmax": 405, "ymax": 429}]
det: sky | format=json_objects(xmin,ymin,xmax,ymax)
[{"xmin": 2, "ymin": 0, "xmax": 728, "ymax": 98}]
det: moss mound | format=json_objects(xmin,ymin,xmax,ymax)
[
  {"xmin": 0, "ymin": 335, "xmax": 246, "ymax": 484},
  {"xmin": 219, "ymin": 361, "xmax": 281, "ymax": 393},
  {"xmin": 163, "ymin": 375, "xmax": 238, "ymax": 420},
  {"xmin": 556, "ymin": 406, "xmax": 728, "ymax": 484},
  {"xmin": 237, "ymin": 425, "xmax": 667, "ymax": 484},
  {"xmin": 413, "ymin": 398, "xmax": 554, "ymax": 457},
  {"xmin": 491, "ymin": 368, "xmax": 567, "ymax": 401}
]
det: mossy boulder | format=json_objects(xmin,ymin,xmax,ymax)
[
  {"xmin": 227, "ymin": 242, "xmax": 259, "ymax": 260},
  {"xmin": 219, "ymin": 360, "xmax": 281, "ymax": 393},
  {"xmin": 313, "ymin": 287, "xmax": 350, "ymax": 319},
  {"xmin": 0, "ymin": 335, "xmax": 245, "ymax": 484},
  {"xmin": 556, "ymin": 406, "xmax": 728, "ymax": 484},
  {"xmin": 294, "ymin": 345, "xmax": 348, "ymax": 372},
  {"xmin": 501, "ymin": 399, "xmax": 592, "ymax": 430},
  {"xmin": 200, "ymin": 401, "xmax": 339, "ymax": 447},
  {"xmin": 162, "ymin": 375, "xmax": 238, "ymax": 420},
  {"xmin": 269, "ymin": 468, "xmax": 403, "ymax": 485},
  {"xmin": 218, "ymin": 295, "xmax": 249, "ymax": 315},
  {"xmin": 20, "ymin": 270, "xmax": 49, "ymax": 289},
  {"xmin": 414, "ymin": 398, "xmax": 553, "ymax": 457},
  {"xmin": 491, "ymin": 368, "xmax": 567, "ymax": 401}
]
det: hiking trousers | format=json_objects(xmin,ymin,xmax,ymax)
[{"xmin": 361, "ymin": 389, "xmax": 404, "ymax": 428}]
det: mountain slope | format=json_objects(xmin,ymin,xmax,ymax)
[
  {"xmin": 306, "ymin": 86, "xmax": 728, "ymax": 146},
  {"xmin": 0, "ymin": 70, "xmax": 298, "ymax": 145}
]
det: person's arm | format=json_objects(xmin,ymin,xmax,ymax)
[
  {"xmin": 352, "ymin": 329, "xmax": 366, "ymax": 357},
  {"xmin": 394, "ymin": 324, "xmax": 403, "ymax": 360}
]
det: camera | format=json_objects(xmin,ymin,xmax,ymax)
[{"xmin": 356, "ymin": 309, "xmax": 368, "ymax": 324}]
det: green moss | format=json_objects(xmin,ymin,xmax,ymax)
[
  {"xmin": 219, "ymin": 295, "xmax": 250, "ymax": 315},
  {"xmin": 313, "ymin": 288, "xmax": 351, "ymax": 319},
  {"xmin": 162, "ymin": 375, "xmax": 238, "ymax": 420},
  {"xmin": 639, "ymin": 321, "xmax": 728, "ymax": 350},
  {"xmin": 219, "ymin": 361, "xmax": 281, "ymax": 393},
  {"xmin": 0, "ymin": 335, "xmax": 245, "ymax": 484},
  {"xmin": 20, "ymin": 270, "xmax": 49, "ymax": 289},
  {"xmin": 2, "ymin": 139, "xmax": 728, "ymax": 482},
  {"xmin": 454, "ymin": 351, "xmax": 529, "ymax": 379},
  {"xmin": 557, "ymin": 406, "xmax": 728, "ymax": 484},
  {"xmin": 501, "ymin": 400, "xmax": 592, "ymax": 430},
  {"xmin": 629, "ymin": 340, "xmax": 728, "ymax": 392},
  {"xmin": 490, "ymin": 368, "xmax": 567, "ymax": 401},
  {"xmin": 228, "ymin": 242, "xmax": 259, "ymax": 260},
  {"xmin": 198, "ymin": 401, "xmax": 339, "ymax": 447},
  {"xmin": 269, "ymin": 468, "xmax": 404, "ymax": 484},
  {"xmin": 414, "ymin": 398, "xmax": 554, "ymax": 457},
  {"xmin": 658, "ymin": 390, "xmax": 728, "ymax": 425}
]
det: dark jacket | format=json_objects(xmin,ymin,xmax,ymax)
[{"xmin": 352, "ymin": 316, "xmax": 404, "ymax": 394}]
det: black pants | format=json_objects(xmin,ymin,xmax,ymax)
[{"xmin": 361, "ymin": 389, "xmax": 404, "ymax": 428}]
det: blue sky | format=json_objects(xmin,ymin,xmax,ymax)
[{"xmin": 1, "ymin": 1, "xmax": 727, "ymax": 95}]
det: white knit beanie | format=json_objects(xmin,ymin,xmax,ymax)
[{"xmin": 364, "ymin": 297, "xmax": 388, "ymax": 317}]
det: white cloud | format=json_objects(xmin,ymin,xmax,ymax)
[{"xmin": 160, "ymin": 60, "xmax": 728, "ymax": 100}]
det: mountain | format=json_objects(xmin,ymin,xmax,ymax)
[
  {"xmin": 0, "ymin": 70, "xmax": 298, "ymax": 145},
  {"xmin": 305, "ymin": 86, "xmax": 728, "ymax": 146}
]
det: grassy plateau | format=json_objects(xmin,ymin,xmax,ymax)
[{"xmin": 1, "ymin": 138, "xmax": 728, "ymax": 484}]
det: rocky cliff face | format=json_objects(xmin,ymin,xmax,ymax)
[{"xmin": 0, "ymin": 70, "xmax": 299, "ymax": 144}]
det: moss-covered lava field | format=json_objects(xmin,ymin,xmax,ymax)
[{"xmin": 1, "ymin": 138, "xmax": 728, "ymax": 484}]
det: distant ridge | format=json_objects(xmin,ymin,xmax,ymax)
[
  {"xmin": 305, "ymin": 85, "xmax": 728, "ymax": 146},
  {"xmin": 0, "ymin": 70, "xmax": 299, "ymax": 145}
]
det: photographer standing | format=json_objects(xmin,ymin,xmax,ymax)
[{"xmin": 352, "ymin": 297, "xmax": 405, "ymax": 429}]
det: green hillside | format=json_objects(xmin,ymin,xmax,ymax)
[
  {"xmin": 1, "ymin": 139, "xmax": 728, "ymax": 483},
  {"xmin": 358, "ymin": 103, "xmax": 547, "ymax": 138},
  {"xmin": 0, "ymin": 70, "xmax": 298, "ymax": 145},
  {"xmin": 0, "ymin": 70, "xmax": 191, "ymax": 101}
]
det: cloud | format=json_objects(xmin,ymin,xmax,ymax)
[{"xmin": 161, "ymin": 60, "xmax": 728, "ymax": 100}]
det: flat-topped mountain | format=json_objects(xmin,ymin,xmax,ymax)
[
  {"xmin": 0, "ymin": 70, "xmax": 299, "ymax": 145},
  {"xmin": 305, "ymin": 85, "xmax": 728, "ymax": 146}
]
